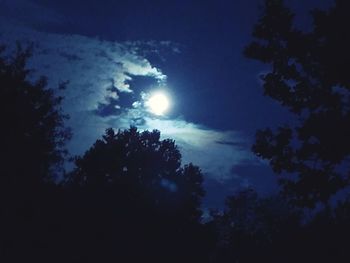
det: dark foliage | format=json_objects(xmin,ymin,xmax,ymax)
[
  {"xmin": 209, "ymin": 189, "xmax": 350, "ymax": 263},
  {"xmin": 68, "ymin": 127, "xmax": 204, "ymax": 222},
  {"xmin": 59, "ymin": 127, "xmax": 212, "ymax": 262},
  {"xmin": 0, "ymin": 44, "xmax": 71, "ymax": 185},
  {"xmin": 0, "ymin": 45, "xmax": 71, "ymax": 262},
  {"xmin": 244, "ymin": 0, "xmax": 350, "ymax": 207}
]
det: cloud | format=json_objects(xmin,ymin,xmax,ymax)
[
  {"xmin": 0, "ymin": 10, "xmax": 263, "ymax": 192},
  {"xmin": 0, "ymin": 22, "xmax": 165, "ymax": 146},
  {"xmin": 0, "ymin": 25, "xmax": 166, "ymax": 104},
  {"xmin": 140, "ymin": 118, "xmax": 257, "ymax": 182},
  {"xmin": 96, "ymin": 102, "xmax": 258, "ymax": 183}
]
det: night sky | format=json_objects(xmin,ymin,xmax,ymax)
[{"xmin": 0, "ymin": 0, "xmax": 334, "ymax": 208}]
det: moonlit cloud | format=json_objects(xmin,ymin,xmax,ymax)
[
  {"xmin": 140, "ymin": 118, "xmax": 257, "ymax": 182},
  {"xmin": 0, "ymin": 5, "xmax": 262, "ymax": 190},
  {"xmin": 0, "ymin": 23, "xmax": 167, "ymax": 151}
]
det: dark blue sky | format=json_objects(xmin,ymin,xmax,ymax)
[
  {"xmin": 29, "ymin": 0, "xmax": 333, "ymax": 132},
  {"xmin": 0, "ymin": 0, "xmax": 334, "ymax": 208}
]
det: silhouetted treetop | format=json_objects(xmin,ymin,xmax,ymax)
[
  {"xmin": 245, "ymin": 0, "xmax": 350, "ymax": 207},
  {"xmin": 0, "ymin": 44, "xmax": 71, "ymax": 185},
  {"xmin": 68, "ymin": 127, "xmax": 204, "ymax": 222}
]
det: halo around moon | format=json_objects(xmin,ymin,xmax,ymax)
[{"xmin": 146, "ymin": 92, "xmax": 170, "ymax": 116}]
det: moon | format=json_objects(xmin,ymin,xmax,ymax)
[{"xmin": 146, "ymin": 92, "xmax": 170, "ymax": 116}]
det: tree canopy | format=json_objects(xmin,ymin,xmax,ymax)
[
  {"xmin": 244, "ymin": 0, "xmax": 350, "ymax": 207},
  {"xmin": 59, "ymin": 127, "xmax": 210, "ymax": 262},
  {"xmin": 68, "ymin": 126, "xmax": 205, "ymax": 222},
  {"xmin": 0, "ymin": 44, "xmax": 71, "ymax": 186}
]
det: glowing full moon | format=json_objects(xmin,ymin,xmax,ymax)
[{"xmin": 146, "ymin": 92, "xmax": 170, "ymax": 116}]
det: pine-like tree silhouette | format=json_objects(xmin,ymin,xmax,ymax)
[{"xmin": 244, "ymin": 0, "xmax": 350, "ymax": 207}]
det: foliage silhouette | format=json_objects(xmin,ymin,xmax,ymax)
[
  {"xmin": 59, "ymin": 127, "xmax": 212, "ymax": 262},
  {"xmin": 0, "ymin": 44, "xmax": 71, "ymax": 185},
  {"xmin": 244, "ymin": 0, "xmax": 350, "ymax": 207},
  {"xmin": 209, "ymin": 189, "xmax": 303, "ymax": 262},
  {"xmin": 0, "ymin": 44, "xmax": 71, "ymax": 262},
  {"xmin": 67, "ymin": 126, "xmax": 204, "ymax": 223},
  {"xmin": 209, "ymin": 188, "xmax": 350, "ymax": 263}
]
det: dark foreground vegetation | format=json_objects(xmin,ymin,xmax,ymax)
[{"xmin": 1, "ymin": 1, "xmax": 350, "ymax": 262}]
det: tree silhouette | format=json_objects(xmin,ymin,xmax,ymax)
[
  {"xmin": 244, "ymin": 0, "xmax": 350, "ymax": 207},
  {"xmin": 0, "ymin": 44, "xmax": 71, "ymax": 186},
  {"xmin": 68, "ymin": 127, "xmax": 204, "ymax": 222},
  {"xmin": 209, "ymin": 189, "xmax": 301, "ymax": 262},
  {"xmin": 0, "ymin": 44, "xmax": 71, "ymax": 262},
  {"xmin": 62, "ymin": 127, "xmax": 212, "ymax": 262}
]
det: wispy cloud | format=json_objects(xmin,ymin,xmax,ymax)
[{"xmin": 141, "ymin": 118, "xmax": 256, "ymax": 182}]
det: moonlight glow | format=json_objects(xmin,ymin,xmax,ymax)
[{"xmin": 146, "ymin": 92, "xmax": 170, "ymax": 116}]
